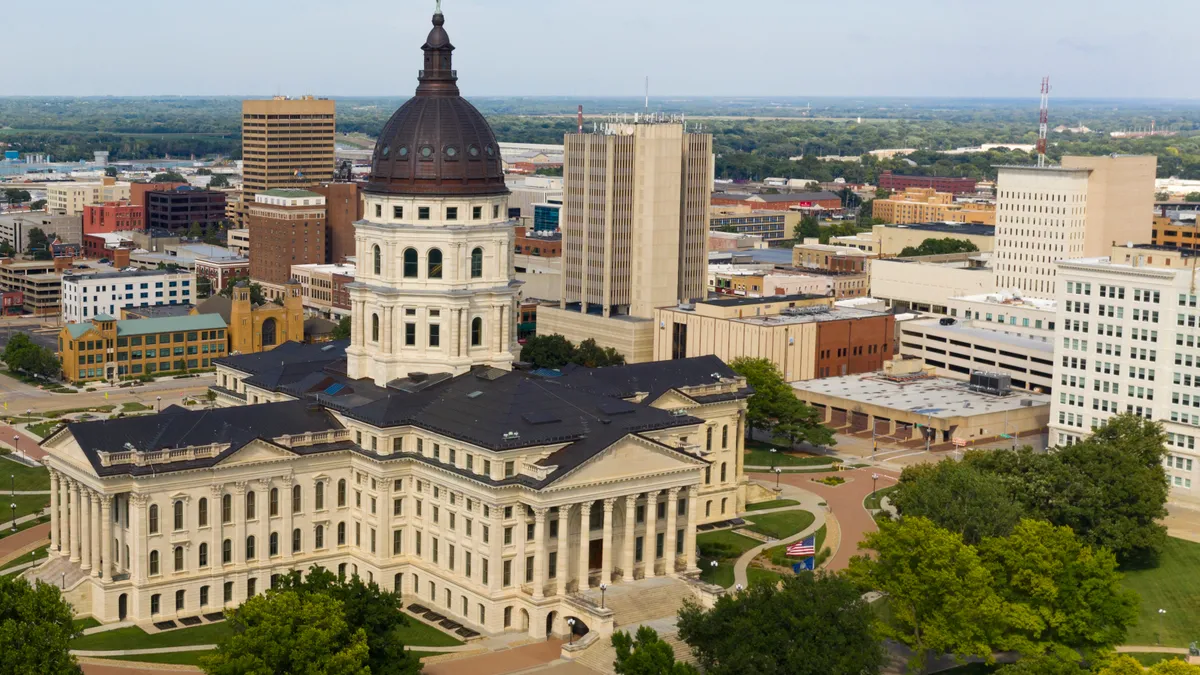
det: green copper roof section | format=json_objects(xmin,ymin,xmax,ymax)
[
  {"xmin": 115, "ymin": 313, "xmax": 227, "ymax": 337},
  {"xmin": 66, "ymin": 323, "xmax": 98, "ymax": 339}
]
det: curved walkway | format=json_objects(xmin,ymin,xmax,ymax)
[
  {"xmin": 750, "ymin": 466, "xmax": 898, "ymax": 571},
  {"xmin": 732, "ymin": 483, "xmax": 827, "ymax": 587}
]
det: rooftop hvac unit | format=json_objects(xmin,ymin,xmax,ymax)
[{"xmin": 969, "ymin": 371, "xmax": 1012, "ymax": 396}]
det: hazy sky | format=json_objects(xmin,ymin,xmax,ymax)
[{"xmin": 7, "ymin": 0, "xmax": 1196, "ymax": 98}]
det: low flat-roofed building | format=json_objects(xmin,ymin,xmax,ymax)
[
  {"xmin": 226, "ymin": 228, "xmax": 250, "ymax": 257},
  {"xmin": 709, "ymin": 207, "xmax": 797, "ymax": 242},
  {"xmin": 0, "ymin": 258, "xmax": 72, "ymax": 316},
  {"xmin": 708, "ymin": 230, "xmax": 767, "ymax": 252},
  {"xmin": 290, "ymin": 262, "xmax": 356, "ymax": 318},
  {"xmin": 708, "ymin": 264, "xmax": 833, "ymax": 298},
  {"xmin": 869, "ymin": 254, "xmax": 995, "ymax": 314},
  {"xmin": 791, "ymin": 357, "xmax": 1050, "ymax": 447},
  {"xmin": 862, "ymin": 222, "xmax": 995, "ymax": 258},
  {"xmin": 945, "ymin": 291, "xmax": 1057, "ymax": 342},
  {"xmin": 898, "ymin": 317, "xmax": 1055, "ymax": 394},
  {"xmin": 873, "ymin": 187, "xmax": 995, "ymax": 225},
  {"xmin": 653, "ymin": 295, "xmax": 894, "ymax": 381}
]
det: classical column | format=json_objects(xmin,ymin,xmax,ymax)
[
  {"xmin": 233, "ymin": 482, "xmax": 247, "ymax": 564},
  {"xmin": 685, "ymin": 486, "xmax": 699, "ymax": 572},
  {"xmin": 131, "ymin": 494, "xmax": 147, "ymax": 584},
  {"xmin": 100, "ymin": 494, "xmax": 113, "ymax": 582},
  {"xmin": 644, "ymin": 491, "xmax": 657, "ymax": 579},
  {"xmin": 258, "ymin": 479, "xmax": 271, "ymax": 560},
  {"xmin": 89, "ymin": 492, "xmax": 101, "ymax": 574},
  {"xmin": 459, "ymin": 309, "xmax": 468, "ymax": 357},
  {"xmin": 622, "ymin": 494, "xmax": 637, "ymax": 582},
  {"xmin": 531, "ymin": 507, "xmax": 547, "ymax": 600},
  {"xmin": 577, "ymin": 501, "xmax": 592, "ymax": 591},
  {"xmin": 210, "ymin": 486, "xmax": 222, "ymax": 570},
  {"xmin": 665, "ymin": 488, "xmax": 679, "ymax": 574},
  {"xmin": 600, "ymin": 498, "xmax": 615, "ymax": 585},
  {"xmin": 49, "ymin": 470, "xmax": 60, "ymax": 555},
  {"xmin": 283, "ymin": 478, "xmax": 296, "ymax": 559},
  {"xmin": 556, "ymin": 505, "xmax": 571, "ymax": 596},
  {"xmin": 70, "ymin": 480, "xmax": 82, "ymax": 563}
]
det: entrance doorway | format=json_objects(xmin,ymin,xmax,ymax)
[
  {"xmin": 588, "ymin": 539, "xmax": 603, "ymax": 570},
  {"xmin": 118, "ymin": 593, "xmax": 127, "ymax": 620},
  {"xmin": 545, "ymin": 611, "xmax": 557, "ymax": 638}
]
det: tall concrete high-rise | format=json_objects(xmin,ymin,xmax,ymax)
[
  {"xmin": 237, "ymin": 96, "xmax": 336, "ymax": 225},
  {"xmin": 537, "ymin": 120, "xmax": 712, "ymax": 363},
  {"xmin": 992, "ymin": 154, "xmax": 1157, "ymax": 299}
]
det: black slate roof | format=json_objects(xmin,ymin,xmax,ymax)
[
  {"xmin": 553, "ymin": 355, "xmax": 751, "ymax": 404},
  {"xmin": 214, "ymin": 340, "xmax": 348, "ymax": 376},
  {"xmin": 63, "ymin": 400, "xmax": 342, "ymax": 477}
]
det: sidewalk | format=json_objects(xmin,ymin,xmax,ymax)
[
  {"xmin": 732, "ymin": 482, "xmax": 827, "ymax": 588},
  {"xmin": 0, "ymin": 522, "xmax": 50, "ymax": 566}
]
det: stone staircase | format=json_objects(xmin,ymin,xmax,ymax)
[
  {"xmin": 586, "ymin": 577, "xmax": 695, "ymax": 628},
  {"xmin": 574, "ymin": 626, "xmax": 699, "ymax": 674},
  {"xmin": 23, "ymin": 554, "xmax": 88, "ymax": 590}
]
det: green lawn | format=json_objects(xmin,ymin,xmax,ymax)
[
  {"xmin": 2, "ymin": 494, "xmax": 49, "ymax": 521},
  {"xmin": 73, "ymin": 616, "xmax": 102, "ymax": 632},
  {"xmin": 1128, "ymin": 653, "xmax": 1191, "ymax": 667},
  {"xmin": 0, "ymin": 544, "xmax": 48, "ymax": 574},
  {"xmin": 1122, "ymin": 537, "xmax": 1200, "ymax": 647},
  {"xmin": 745, "ymin": 567, "xmax": 785, "ymax": 587},
  {"xmin": 864, "ymin": 485, "xmax": 898, "ymax": 511},
  {"xmin": 744, "ymin": 499, "xmax": 801, "ymax": 512},
  {"xmin": 744, "ymin": 448, "xmax": 841, "ymax": 468},
  {"xmin": 763, "ymin": 524, "xmax": 829, "ymax": 567},
  {"xmin": 26, "ymin": 421, "xmax": 61, "ymax": 439},
  {"xmin": 0, "ymin": 513, "xmax": 49, "ymax": 541},
  {"xmin": 99, "ymin": 651, "xmax": 213, "ymax": 666},
  {"xmin": 697, "ymin": 530, "xmax": 762, "ymax": 588},
  {"xmin": 120, "ymin": 402, "xmax": 153, "ymax": 412},
  {"xmin": 71, "ymin": 621, "xmax": 235, "ymax": 651},
  {"xmin": 744, "ymin": 510, "xmax": 815, "ymax": 540},
  {"xmin": 396, "ymin": 618, "xmax": 464, "ymax": 647},
  {"xmin": 42, "ymin": 405, "xmax": 115, "ymax": 417},
  {"xmin": 0, "ymin": 457, "xmax": 49, "ymax": 491}
]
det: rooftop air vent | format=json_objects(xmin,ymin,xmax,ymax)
[{"xmin": 502, "ymin": 431, "xmax": 520, "ymax": 440}]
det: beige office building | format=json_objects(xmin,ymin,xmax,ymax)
[
  {"xmin": 239, "ymin": 96, "xmax": 337, "ymax": 225},
  {"xmin": 992, "ymin": 154, "xmax": 1156, "ymax": 299},
  {"xmin": 47, "ymin": 179, "xmax": 132, "ymax": 216}
]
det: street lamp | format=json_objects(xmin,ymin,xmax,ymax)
[
  {"xmin": 1158, "ymin": 608, "xmax": 1167, "ymax": 645},
  {"xmin": 599, "ymin": 583, "xmax": 607, "ymax": 609},
  {"xmin": 735, "ymin": 583, "xmax": 743, "ymax": 592},
  {"xmin": 9, "ymin": 502, "xmax": 16, "ymax": 531},
  {"xmin": 774, "ymin": 467, "xmax": 783, "ymax": 489},
  {"xmin": 567, "ymin": 618, "xmax": 577, "ymax": 645},
  {"xmin": 12, "ymin": 435, "xmax": 19, "ymax": 461},
  {"xmin": 871, "ymin": 473, "xmax": 879, "ymax": 500},
  {"xmin": 770, "ymin": 448, "xmax": 777, "ymax": 469},
  {"xmin": 9, "ymin": 474, "xmax": 12, "ymax": 497},
  {"xmin": 156, "ymin": 396, "xmax": 162, "ymax": 413}
]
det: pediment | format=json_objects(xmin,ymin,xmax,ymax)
[
  {"xmin": 42, "ymin": 433, "xmax": 97, "ymax": 476},
  {"xmin": 216, "ymin": 439, "xmax": 295, "ymax": 467},
  {"xmin": 550, "ymin": 435, "xmax": 705, "ymax": 489},
  {"xmin": 647, "ymin": 389, "xmax": 697, "ymax": 411}
]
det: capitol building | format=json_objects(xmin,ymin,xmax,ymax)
[{"xmin": 31, "ymin": 8, "xmax": 749, "ymax": 639}]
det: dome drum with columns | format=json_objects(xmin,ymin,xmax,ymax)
[{"xmin": 347, "ymin": 8, "xmax": 520, "ymax": 387}]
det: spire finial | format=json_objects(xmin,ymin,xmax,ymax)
[{"xmin": 435, "ymin": 0, "xmax": 442, "ymax": 14}]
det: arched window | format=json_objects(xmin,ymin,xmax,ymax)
[
  {"xmin": 174, "ymin": 545, "xmax": 184, "ymax": 572},
  {"xmin": 198, "ymin": 498, "xmax": 208, "ymax": 527},
  {"xmin": 706, "ymin": 427, "xmax": 713, "ymax": 451},
  {"xmin": 315, "ymin": 482, "xmax": 325, "ymax": 510},
  {"xmin": 315, "ymin": 525, "xmax": 325, "ymax": 549},
  {"xmin": 269, "ymin": 488, "xmax": 279, "ymax": 517},
  {"xmin": 149, "ymin": 550, "xmax": 160, "ymax": 575},
  {"xmin": 292, "ymin": 485, "xmax": 301, "ymax": 514},
  {"xmin": 720, "ymin": 462, "xmax": 727, "ymax": 482},
  {"xmin": 337, "ymin": 522, "xmax": 347, "ymax": 546},
  {"xmin": 246, "ymin": 491, "xmax": 256, "ymax": 520},
  {"xmin": 148, "ymin": 504, "xmax": 159, "ymax": 534},
  {"xmin": 246, "ymin": 535, "xmax": 256, "ymax": 560},
  {"xmin": 199, "ymin": 542, "xmax": 209, "ymax": 568},
  {"xmin": 261, "ymin": 317, "xmax": 277, "ymax": 347},
  {"xmin": 372, "ymin": 314, "xmax": 380, "ymax": 342},
  {"xmin": 173, "ymin": 500, "xmax": 184, "ymax": 530},
  {"xmin": 337, "ymin": 479, "xmax": 347, "ymax": 507},
  {"xmin": 470, "ymin": 247, "xmax": 483, "ymax": 278},
  {"xmin": 403, "ymin": 248, "xmax": 418, "ymax": 278},
  {"xmin": 428, "ymin": 248, "xmax": 443, "ymax": 278},
  {"xmin": 722, "ymin": 425, "xmax": 728, "ymax": 449},
  {"xmin": 222, "ymin": 494, "xmax": 231, "ymax": 523},
  {"xmin": 470, "ymin": 317, "xmax": 482, "ymax": 347},
  {"xmin": 292, "ymin": 528, "xmax": 302, "ymax": 553},
  {"xmin": 222, "ymin": 539, "xmax": 232, "ymax": 564},
  {"xmin": 373, "ymin": 245, "xmax": 382, "ymax": 275},
  {"xmin": 269, "ymin": 532, "xmax": 279, "ymax": 557}
]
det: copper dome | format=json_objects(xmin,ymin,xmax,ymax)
[{"xmin": 365, "ymin": 10, "xmax": 507, "ymax": 198}]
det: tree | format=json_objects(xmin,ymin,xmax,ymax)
[
  {"xmin": 845, "ymin": 517, "xmax": 1006, "ymax": 671},
  {"xmin": 898, "ymin": 237, "xmax": 981, "ymax": 257},
  {"xmin": 856, "ymin": 200, "xmax": 875, "ymax": 227},
  {"xmin": 1185, "ymin": 192, "xmax": 1200, "ymax": 203},
  {"xmin": 152, "ymin": 171, "xmax": 186, "ymax": 183},
  {"xmin": 612, "ymin": 626, "xmax": 699, "ymax": 675},
  {"xmin": 891, "ymin": 460, "xmax": 1023, "ymax": 545},
  {"xmin": 104, "ymin": 166, "xmax": 118, "ymax": 177},
  {"xmin": 30, "ymin": 199, "xmax": 46, "ymax": 211},
  {"xmin": 219, "ymin": 278, "xmax": 267, "ymax": 305},
  {"xmin": 196, "ymin": 276, "xmax": 212, "ymax": 298},
  {"xmin": 792, "ymin": 214, "xmax": 820, "ymax": 241},
  {"xmin": 979, "ymin": 520, "xmax": 1137, "ymax": 660},
  {"xmin": 1155, "ymin": 191, "xmax": 1171, "ymax": 202},
  {"xmin": 332, "ymin": 316, "xmax": 352, "ymax": 340},
  {"xmin": 967, "ymin": 414, "xmax": 1169, "ymax": 566},
  {"xmin": 3, "ymin": 333, "xmax": 61, "ymax": 379},
  {"xmin": 0, "ymin": 241, "xmax": 14, "ymax": 257},
  {"xmin": 199, "ymin": 590, "xmax": 369, "ymax": 675},
  {"xmin": 730, "ymin": 357, "xmax": 834, "ymax": 448},
  {"xmin": 573, "ymin": 338, "xmax": 625, "ymax": 368},
  {"xmin": 273, "ymin": 567, "xmax": 420, "ymax": 675},
  {"xmin": 3, "ymin": 188, "xmax": 31, "ymax": 206},
  {"xmin": 1097, "ymin": 655, "xmax": 1200, "ymax": 674},
  {"xmin": 676, "ymin": 572, "xmax": 884, "ymax": 675},
  {"xmin": 25, "ymin": 227, "xmax": 50, "ymax": 260},
  {"xmin": 0, "ymin": 576, "xmax": 82, "ymax": 675},
  {"xmin": 197, "ymin": 168, "xmax": 213, "ymax": 175},
  {"xmin": 520, "ymin": 334, "xmax": 576, "ymax": 369},
  {"xmin": 995, "ymin": 654, "xmax": 1090, "ymax": 675},
  {"xmin": 209, "ymin": 174, "xmax": 231, "ymax": 188}
]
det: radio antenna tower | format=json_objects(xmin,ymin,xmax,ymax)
[
  {"xmin": 1037, "ymin": 76, "xmax": 1051, "ymax": 167},
  {"xmin": 644, "ymin": 76, "xmax": 649, "ymax": 111}
]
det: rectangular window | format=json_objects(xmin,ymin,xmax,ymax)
[
  {"xmin": 429, "ymin": 324, "xmax": 440, "ymax": 347},
  {"xmin": 473, "ymin": 206, "xmax": 482, "ymax": 220},
  {"xmin": 393, "ymin": 205, "xmax": 403, "ymax": 219},
  {"xmin": 446, "ymin": 207, "xmax": 458, "ymax": 221},
  {"xmin": 393, "ymin": 530, "xmax": 403, "ymax": 555},
  {"xmin": 405, "ymin": 323, "xmax": 416, "ymax": 346},
  {"xmin": 418, "ymin": 207, "xmax": 431, "ymax": 220}
]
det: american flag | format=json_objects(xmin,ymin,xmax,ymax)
[{"xmin": 786, "ymin": 535, "xmax": 816, "ymax": 557}]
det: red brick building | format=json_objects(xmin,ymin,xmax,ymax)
[
  {"xmin": 248, "ymin": 189, "xmax": 327, "ymax": 286},
  {"xmin": 312, "ymin": 182, "xmax": 363, "ymax": 265},
  {"xmin": 514, "ymin": 226, "xmax": 561, "ymax": 257},
  {"xmin": 130, "ymin": 182, "xmax": 188, "ymax": 213},
  {"xmin": 711, "ymin": 191, "xmax": 842, "ymax": 212},
  {"xmin": 878, "ymin": 171, "xmax": 977, "ymax": 195},
  {"xmin": 331, "ymin": 272, "xmax": 353, "ymax": 312},
  {"xmin": 814, "ymin": 312, "xmax": 895, "ymax": 379},
  {"xmin": 82, "ymin": 201, "xmax": 144, "ymax": 234},
  {"xmin": 1, "ymin": 290, "xmax": 23, "ymax": 315}
]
